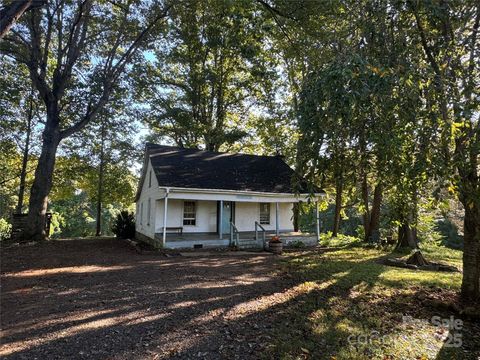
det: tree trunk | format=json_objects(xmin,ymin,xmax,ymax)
[
  {"xmin": 332, "ymin": 178, "xmax": 343, "ymax": 237},
  {"xmin": 396, "ymin": 222, "xmax": 418, "ymax": 249},
  {"xmin": 16, "ymin": 91, "xmax": 34, "ymax": 214},
  {"xmin": 361, "ymin": 173, "xmax": 370, "ymax": 241},
  {"xmin": 95, "ymin": 121, "xmax": 106, "ymax": 237},
  {"xmin": 461, "ymin": 200, "xmax": 480, "ymax": 301},
  {"xmin": 367, "ymin": 183, "xmax": 383, "ymax": 242},
  {"xmin": 406, "ymin": 250, "xmax": 429, "ymax": 266},
  {"xmin": 397, "ymin": 187, "xmax": 419, "ymax": 249},
  {"xmin": 359, "ymin": 126, "xmax": 371, "ymax": 241},
  {"xmin": 24, "ymin": 124, "xmax": 60, "ymax": 241}
]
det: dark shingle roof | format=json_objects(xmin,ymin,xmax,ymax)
[{"xmin": 141, "ymin": 143, "xmax": 320, "ymax": 195}]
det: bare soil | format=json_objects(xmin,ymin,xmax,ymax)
[{"xmin": 1, "ymin": 238, "xmax": 291, "ymax": 359}]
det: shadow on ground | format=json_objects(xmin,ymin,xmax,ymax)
[{"xmin": 1, "ymin": 238, "xmax": 477, "ymax": 359}]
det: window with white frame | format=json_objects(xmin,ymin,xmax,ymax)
[
  {"xmin": 148, "ymin": 170, "xmax": 152, "ymax": 187},
  {"xmin": 147, "ymin": 198, "xmax": 151, "ymax": 225},
  {"xmin": 183, "ymin": 201, "xmax": 196, "ymax": 226},
  {"xmin": 259, "ymin": 203, "xmax": 270, "ymax": 225}
]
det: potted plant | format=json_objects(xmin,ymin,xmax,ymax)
[{"xmin": 269, "ymin": 236, "xmax": 283, "ymax": 254}]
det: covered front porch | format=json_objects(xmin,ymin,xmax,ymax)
[{"xmin": 150, "ymin": 187, "xmax": 321, "ymax": 249}]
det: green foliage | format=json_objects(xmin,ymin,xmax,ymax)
[
  {"xmin": 1, "ymin": 0, "xmax": 166, "ymax": 241},
  {"xmin": 48, "ymin": 145, "xmax": 137, "ymax": 238},
  {"xmin": 49, "ymin": 193, "xmax": 127, "ymax": 238},
  {"xmin": 0, "ymin": 141, "xmax": 20, "ymax": 218},
  {"xmin": 289, "ymin": 240, "xmax": 305, "ymax": 248},
  {"xmin": 112, "ymin": 211, "xmax": 136, "ymax": 239},
  {"xmin": 49, "ymin": 192, "xmax": 95, "ymax": 238},
  {"xmin": 0, "ymin": 218, "xmax": 12, "ymax": 241},
  {"xmin": 416, "ymin": 211, "xmax": 443, "ymax": 244},
  {"xmin": 49, "ymin": 212, "xmax": 64, "ymax": 237},
  {"xmin": 137, "ymin": 0, "xmax": 279, "ymax": 151},
  {"xmin": 0, "ymin": 138, "xmax": 37, "ymax": 218},
  {"xmin": 435, "ymin": 218, "xmax": 463, "ymax": 249},
  {"xmin": 299, "ymin": 203, "xmax": 362, "ymax": 237},
  {"xmin": 0, "ymin": 95, "xmax": 137, "ymax": 240},
  {"xmin": 319, "ymin": 232, "xmax": 360, "ymax": 248}
]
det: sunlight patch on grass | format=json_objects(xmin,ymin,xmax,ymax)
[
  {"xmin": 421, "ymin": 244, "xmax": 463, "ymax": 268},
  {"xmin": 331, "ymin": 271, "xmax": 351, "ymax": 279},
  {"xmin": 379, "ymin": 268, "xmax": 462, "ymax": 290},
  {"xmin": 334, "ymin": 318, "xmax": 359, "ymax": 334},
  {"xmin": 348, "ymin": 282, "xmax": 370, "ymax": 298},
  {"xmin": 267, "ymin": 243, "xmax": 468, "ymax": 360}
]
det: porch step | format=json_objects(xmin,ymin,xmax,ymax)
[{"xmin": 237, "ymin": 238, "xmax": 263, "ymax": 249}]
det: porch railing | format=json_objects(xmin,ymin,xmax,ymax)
[
  {"xmin": 255, "ymin": 221, "xmax": 266, "ymax": 249},
  {"xmin": 230, "ymin": 222, "xmax": 240, "ymax": 247}
]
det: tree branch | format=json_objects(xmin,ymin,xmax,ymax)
[
  {"xmin": 0, "ymin": 0, "xmax": 46, "ymax": 39},
  {"xmin": 408, "ymin": 0, "xmax": 441, "ymax": 76},
  {"xmin": 59, "ymin": 3, "xmax": 171, "ymax": 140},
  {"xmin": 26, "ymin": 9, "xmax": 52, "ymax": 104},
  {"xmin": 256, "ymin": 0, "xmax": 297, "ymax": 20},
  {"xmin": 53, "ymin": 0, "xmax": 92, "ymax": 99}
]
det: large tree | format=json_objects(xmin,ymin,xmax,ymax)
[
  {"xmin": 137, "ymin": 0, "xmax": 277, "ymax": 151},
  {"xmin": 406, "ymin": 0, "xmax": 480, "ymax": 300},
  {"xmin": 0, "ymin": 0, "xmax": 170, "ymax": 240}
]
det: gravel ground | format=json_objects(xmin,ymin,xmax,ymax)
[{"xmin": 1, "ymin": 238, "xmax": 293, "ymax": 359}]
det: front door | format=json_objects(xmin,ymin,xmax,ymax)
[{"xmin": 220, "ymin": 201, "xmax": 235, "ymax": 234}]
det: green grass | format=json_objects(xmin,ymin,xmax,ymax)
[{"xmin": 265, "ymin": 239, "xmax": 477, "ymax": 360}]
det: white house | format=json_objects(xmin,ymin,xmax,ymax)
[{"xmin": 135, "ymin": 144, "xmax": 324, "ymax": 249}]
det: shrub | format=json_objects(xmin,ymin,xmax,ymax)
[
  {"xmin": 290, "ymin": 240, "xmax": 305, "ymax": 248},
  {"xmin": 0, "ymin": 218, "xmax": 12, "ymax": 241},
  {"xmin": 111, "ymin": 211, "xmax": 135, "ymax": 239},
  {"xmin": 435, "ymin": 218, "xmax": 463, "ymax": 249},
  {"xmin": 319, "ymin": 232, "xmax": 361, "ymax": 247}
]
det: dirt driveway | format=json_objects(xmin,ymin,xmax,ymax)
[{"xmin": 1, "ymin": 238, "xmax": 293, "ymax": 359}]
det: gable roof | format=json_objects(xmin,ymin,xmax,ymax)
[{"xmin": 135, "ymin": 143, "xmax": 322, "ymax": 200}]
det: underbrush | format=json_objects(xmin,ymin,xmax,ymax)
[{"xmin": 319, "ymin": 232, "xmax": 361, "ymax": 248}]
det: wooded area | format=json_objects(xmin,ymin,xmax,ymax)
[{"xmin": 0, "ymin": 0, "xmax": 478, "ymax": 305}]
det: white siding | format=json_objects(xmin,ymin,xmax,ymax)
[
  {"xmin": 153, "ymin": 200, "xmax": 294, "ymax": 234},
  {"xmin": 136, "ymin": 159, "xmax": 165, "ymax": 239},
  {"xmin": 155, "ymin": 199, "xmax": 217, "ymax": 233},
  {"xmin": 234, "ymin": 202, "xmax": 294, "ymax": 232}
]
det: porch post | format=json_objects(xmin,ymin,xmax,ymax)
[
  {"xmin": 162, "ymin": 189, "xmax": 169, "ymax": 246},
  {"xmin": 219, "ymin": 200, "xmax": 223, "ymax": 240},
  {"xmin": 315, "ymin": 199, "xmax": 320, "ymax": 242},
  {"xmin": 275, "ymin": 202, "xmax": 279, "ymax": 235}
]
